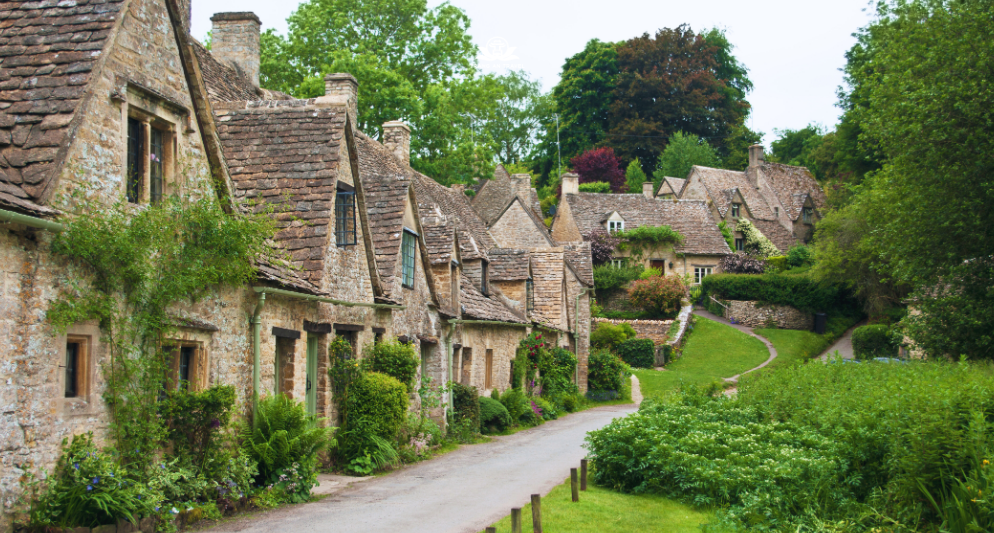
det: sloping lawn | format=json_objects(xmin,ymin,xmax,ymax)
[
  {"xmin": 479, "ymin": 478, "xmax": 726, "ymax": 533},
  {"xmin": 753, "ymin": 328, "xmax": 828, "ymax": 370},
  {"xmin": 633, "ymin": 317, "xmax": 769, "ymax": 399}
]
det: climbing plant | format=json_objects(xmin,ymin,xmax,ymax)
[
  {"xmin": 736, "ymin": 218, "xmax": 780, "ymax": 258},
  {"xmin": 47, "ymin": 194, "xmax": 283, "ymax": 476},
  {"xmin": 615, "ymin": 225, "xmax": 683, "ymax": 262}
]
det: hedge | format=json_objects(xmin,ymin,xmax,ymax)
[
  {"xmin": 479, "ymin": 396, "xmax": 512, "ymax": 434},
  {"xmin": 588, "ymin": 349, "xmax": 629, "ymax": 393},
  {"xmin": 451, "ymin": 382, "xmax": 481, "ymax": 433},
  {"xmin": 616, "ymin": 338, "xmax": 655, "ymax": 368},
  {"xmin": 852, "ymin": 325, "xmax": 901, "ymax": 360},
  {"xmin": 345, "ymin": 371, "xmax": 409, "ymax": 442},
  {"xmin": 701, "ymin": 273, "xmax": 851, "ymax": 313}
]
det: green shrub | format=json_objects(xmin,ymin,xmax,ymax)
[
  {"xmin": 764, "ymin": 255, "xmax": 788, "ymax": 273},
  {"xmin": 578, "ymin": 181, "xmax": 612, "ymax": 193},
  {"xmin": 587, "ymin": 348, "xmax": 630, "ymax": 394},
  {"xmin": 701, "ymin": 273, "xmax": 851, "ymax": 313},
  {"xmin": 592, "ymin": 265, "xmax": 643, "ymax": 291},
  {"xmin": 539, "ymin": 348, "xmax": 578, "ymax": 397},
  {"xmin": 26, "ymin": 433, "xmax": 152, "ymax": 528},
  {"xmin": 533, "ymin": 397, "xmax": 558, "ymax": 420},
  {"xmin": 639, "ymin": 267, "xmax": 662, "ymax": 280},
  {"xmin": 627, "ymin": 274, "xmax": 686, "ymax": 315},
  {"xmin": 363, "ymin": 337, "xmax": 420, "ymax": 392},
  {"xmin": 397, "ymin": 414, "xmax": 443, "ymax": 462},
  {"xmin": 558, "ymin": 393, "xmax": 583, "ymax": 413},
  {"xmin": 345, "ymin": 372, "xmax": 408, "ymax": 442},
  {"xmin": 590, "ymin": 321, "xmax": 636, "ymax": 350},
  {"xmin": 616, "ymin": 338, "xmax": 655, "ymax": 368},
  {"xmin": 736, "ymin": 218, "xmax": 779, "ymax": 257},
  {"xmin": 786, "ymin": 244, "xmax": 813, "ymax": 267},
  {"xmin": 479, "ymin": 397, "xmax": 512, "ymax": 434},
  {"xmin": 851, "ymin": 324, "xmax": 901, "ymax": 360},
  {"xmin": 159, "ymin": 385, "xmax": 237, "ymax": 474},
  {"xmin": 241, "ymin": 394, "xmax": 332, "ymax": 497},
  {"xmin": 498, "ymin": 387, "xmax": 530, "ymax": 423},
  {"xmin": 451, "ymin": 382, "xmax": 481, "ymax": 434}
]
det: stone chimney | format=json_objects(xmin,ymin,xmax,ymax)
[
  {"xmin": 382, "ymin": 121, "xmax": 411, "ymax": 166},
  {"xmin": 748, "ymin": 144, "xmax": 765, "ymax": 168},
  {"xmin": 561, "ymin": 173, "xmax": 579, "ymax": 196},
  {"xmin": 511, "ymin": 173, "xmax": 532, "ymax": 200},
  {"xmin": 210, "ymin": 12, "xmax": 261, "ymax": 87},
  {"xmin": 643, "ymin": 181, "xmax": 655, "ymax": 199},
  {"xmin": 325, "ymin": 73, "xmax": 358, "ymax": 128}
]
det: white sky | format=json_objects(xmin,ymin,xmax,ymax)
[{"xmin": 191, "ymin": 0, "xmax": 877, "ymax": 142}]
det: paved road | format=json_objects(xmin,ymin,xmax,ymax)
[
  {"xmin": 206, "ymin": 404, "xmax": 637, "ymax": 533},
  {"xmin": 820, "ymin": 320, "xmax": 865, "ymax": 361}
]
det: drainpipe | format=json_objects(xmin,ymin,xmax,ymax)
[
  {"xmin": 0, "ymin": 208, "xmax": 63, "ymax": 233},
  {"xmin": 251, "ymin": 291, "xmax": 266, "ymax": 424},
  {"xmin": 444, "ymin": 324, "xmax": 455, "ymax": 414},
  {"xmin": 574, "ymin": 287, "xmax": 591, "ymax": 386}
]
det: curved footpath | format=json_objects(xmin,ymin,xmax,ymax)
[
  {"xmin": 204, "ymin": 404, "xmax": 636, "ymax": 533},
  {"xmin": 691, "ymin": 308, "xmax": 779, "ymax": 383}
]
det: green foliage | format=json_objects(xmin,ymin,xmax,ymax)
[
  {"xmin": 625, "ymin": 158, "xmax": 648, "ymax": 193},
  {"xmin": 587, "ymin": 349, "xmax": 630, "ymax": 395},
  {"xmin": 363, "ymin": 337, "xmax": 420, "ymax": 393},
  {"xmin": 48, "ymin": 195, "xmax": 281, "ymax": 472},
  {"xmin": 851, "ymin": 324, "xmax": 901, "ymax": 360},
  {"xmin": 701, "ymin": 273, "xmax": 849, "ymax": 313},
  {"xmin": 577, "ymin": 181, "xmax": 612, "ymax": 193},
  {"xmin": 478, "ymin": 397, "xmax": 512, "ymax": 434},
  {"xmin": 615, "ymin": 225, "xmax": 683, "ymax": 262},
  {"xmin": 764, "ymin": 255, "xmax": 788, "ymax": 273},
  {"xmin": 592, "ymin": 265, "xmax": 643, "ymax": 291},
  {"xmin": 516, "ymin": 332, "xmax": 550, "ymax": 392},
  {"xmin": 533, "ymin": 397, "xmax": 558, "ymax": 421},
  {"xmin": 627, "ymin": 275, "xmax": 687, "ymax": 316},
  {"xmin": 638, "ymin": 267, "xmax": 662, "ymax": 280},
  {"xmin": 450, "ymin": 382, "xmax": 481, "ymax": 434},
  {"xmin": 539, "ymin": 348, "xmax": 579, "ymax": 398},
  {"xmin": 26, "ymin": 433, "xmax": 152, "ymax": 528},
  {"xmin": 785, "ymin": 244, "xmax": 813, "ymax": 268},
  {"xmin": 735, "ymin": 218, "xmax": 779, "ymax": 258},
  {"xmin": 616, "ymin": 338, "xmax": 655, "ymax": 369},
  {"xmin": 497, "ymin": 387, "xmax": 532, "ymax": 425},
  {"xmin": 653, "ymin": 131, "xmax": 722, "ymax": 189},
  {"xmin": 590, "ymin": 322, "xmax": 637, "ymax": 350},
  {"xmin": 339, "ymin": 372, "xmax": 407, "ymax": 473},
  {"xmin": 717, "ymin": 220, "xmax": 735, "ymax": 251},
  {"xmin": 159, "ymin": 385, "xmax": 237, "ymax": 474},
  {"xmin": 589, "ymin": 360, "xmax": 994, "ymax": 531},
  {"xmin": 240, "ymin": 394, "xmax": 332, "ymax": 497}
]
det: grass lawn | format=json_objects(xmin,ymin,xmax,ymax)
[
  {"xmin": 752, "ymin": 328, "xmax": 828, "ymax": 370},
  {"xmin": 633, "ymin": 317, "xmax": 769, "ymax": 399},
  {"xmin": 479, "ymin": 479, "xmax": 725, "ymax": 533}
]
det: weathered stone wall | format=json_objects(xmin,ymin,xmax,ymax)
[
  {"xmin": 593, "ymin": 318, "xmax": 673, "ymax": 344},
  {"xmin": 492, "ymin": 280, "xmax": 525, "ymax": 315},
  {"xmin": 457, "ymin": 324, "xmax": 527, "ymax": 396},
  {"xmin": 550, "ymin": 199, "xmax": 582, "ymax": 243},
  {"xmin": 530, "ymin": 248, "xmax": 566, "ymax": 330},
  {"xmin": 489, "ymin": 201, "xmax": 551, "ymax": 249},
  {"xmin": 725, "ymin": 300, "xmax": 813, "ymax": 330},
  {"xmin": 563, "ymin": 269, "xmax": 590, "ymax": 392}
]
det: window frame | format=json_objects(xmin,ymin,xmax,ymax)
[
  {"xmin": 607, "ymin": 220, "xmax": 624, "ymax": 233},
  {"xmin": 481, "ymin": 260, "xmax": 490, "ymax": 296},
  {"xmin": 694, "ymin": 266, "xmax": 713, "ymax": 285},
  {"xmin": 731, "ymin": 203, "xmax": 741, "ymax": 218},
  {"xmin": 164, "ymin": 342, "xmax": 203, "ymax": 392},
  {"xmin": 802, "ymin": 207, "xmax": 813, "ymax": 224},
  {"xmin": 64, "ymin": 337, "xmax": 89, "ymax": 399},
  {"xmin": 401, "ymin": 229, "xmax": 417, "ymax": 289},
  {"xmin": 735, "ymin": 238, "xmax": 745, "ymax": 252},
  {"xmin": 335, "ymin": 184, "xmax": 358, "ymax": 247},
  {"xmin": 610, "ymin": 258, "xmax": 626, "ymax": 269},
  {"xmin": 125, "ymin": 108, "xmax": 174, "ymax": 205}
]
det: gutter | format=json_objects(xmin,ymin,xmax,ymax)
[
  {"xmin": 252, "ymin": 286, "xmax": 405, "ymax": 310},
  {"xmin": 446, "ymin": 318, "xmax": 529, "ymax": 328},
  {"xmin": 0, "ymin": 208, "xmax": 63, "ymax": 233}
]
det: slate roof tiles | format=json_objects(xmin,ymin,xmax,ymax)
[
  {"xmin": 459, "ymin": 273, "xmax": 529, "ymax": 324},
  {"xmin": 759, "ymin": 162, "xmax": 827, "ymax": 221},
  {"xmin": 488, "ymin": 248, "xmax": 530, "ymax": 281}
]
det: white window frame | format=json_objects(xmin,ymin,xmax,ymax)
[
  {"xmin": 731, "ymin": 203, "xmax": 741, "ymax": 218},
  {"xmin": 694, "ymin": 267, "xmax": 713, "ymax": 285},
  {"xmin": 610, "ymin": 258, "xmax": 626, "ymax": 269},
  {"xmin": 607, "ymin": 220, "xmax": 624, "ymax": 233}
]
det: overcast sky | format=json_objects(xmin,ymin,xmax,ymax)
[{"xmin": 191, "ymin": 0, "xmax": 877, "ymax": 142}]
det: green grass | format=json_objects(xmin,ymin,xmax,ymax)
[
  {"xmin": 479, "ymin": 479, "xmax": 724, "ymax": 533},
  {"xmin": 752, "ymin": 328, "xmax": 829, "ymax": 370},
  {"xmin": 633, "ymin": 317, "xmax": 770, "ymax": 399}
]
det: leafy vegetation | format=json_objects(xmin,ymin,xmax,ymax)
[
  {"xmin": 718, "ymin": 252, "xmax": 765, "ymax": 274},
  {"xmin": 616, "ymin": 338, "xmax": 655, "ymax": 369},
  {"xmin": 627, "ymin": 274, "xmax": 687, "ymax": 316},
  {"xmin": 590, "ymin": 321, "xmax": 637, "ymax": 350},
  {"xmin": 362, "ymin": 337, "xmax": 420, "ymax": 393},
  {"xmin": 587, "ymin": 348, "xmax": 631, "ymax": 399},
  {"xmin": 851, "ymin": 324, "xmax": 901, "ymax": 360},
  {"xmin": 735, "ymin": 218, "xmax": 779, "ymax": 258},
  {"xmin": 578, "ymin": 181, "xmax": 612, "ymax": 193},
  {"xmin": 592, "ymin": 264, "xmax": 642, "ymax": 291},
  {"xmin": 625, "ymin": 158, "xmax": 648, "ymax": 193},
  {"xmin": 701, "ymin": 272, "xmax": 849, "ymax": 314},
  {"xmin": 653, "ymin": 131, "xmax": 721, "ymax": 187},
  {"xmin": 572, "ymin": 147, "xmax": 626, "ymax": 192},
  {"xmin": 479, "ymin": 397, "xmax": 512, "ymax": 434}
]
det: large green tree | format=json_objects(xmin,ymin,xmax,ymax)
[
  {"xmin": 483, "ymin": 71, "xmax": 548, "ymax": 166},
  {"xmin": 653, "ymin": 132, "xmax": 721, "ymax": 187}
]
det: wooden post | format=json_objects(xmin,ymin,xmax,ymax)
[
  {"xmin": 511, "ymin": 507, "xmax": 522, "ymax": 533},
  {"xmin": 581, "ymin": 459, "xmax": 588, "ymax": 491},
  {"xmin": 486, "ymin": 528, "xmax": 496, "ymax": 533},
  {"xmin": 531, "ymin": 493, "xmax": 542, "ymax": 533},
  {"xmin": 571, "ymin": 468, "xmax": 579, "ymax": 502}
]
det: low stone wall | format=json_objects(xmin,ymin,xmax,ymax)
[
  {"xmin": 726, "ymin": 300, "xmax": 813, "ymax": 330},
  {"xmin": 594, "ymin": 317, "xmax": 673, "ymax": 344}
]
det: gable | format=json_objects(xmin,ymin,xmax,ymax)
[{"xmin": 489, "ymin": 196, "xmax": 554, "ymax": 249}]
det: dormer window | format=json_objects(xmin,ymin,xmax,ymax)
[
  {"xmin": 774, "ymin": 206, "xmax": 780, "ymax": 218},
  {"xmin": 608, "ymin": 220, "xmax": 624, "ymax": 233},
  {"xmin": 401, "ymin": 229, "xmax": 416, "ymax": 288},
  {"xmin": 802, "ymin": 207, "xmax": 813, "ymax": 224},
  {"xmin": 731, "ymin": 203, "xmax": 741, "ymax": 218},
  {"xmin": 336, "ymin": 182, "xmax": 357, "ymax": 246}
]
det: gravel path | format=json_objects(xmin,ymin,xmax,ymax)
[
  {"xmin": 204, "ymin": 404, "xmax": 637, "ymax": 533},
  {"xmin": 692, "ymin": 308, "xmax": 779, "ymax": 383}
]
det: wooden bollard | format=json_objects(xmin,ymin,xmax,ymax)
[
  {"xmin": 531, "ymin": 493, "xmax": 543, "ymax": 533},
  {"xmin": 486, "ymin": 528, "xmax": 496, "ymax": 533},
  {"xmin": 511, "ymin": 507, "xmax": 522, "ymax": 533},
  {"xmin": 581, "ymin": 459, "xmax": 588, "ymax": 491},
  {"xmin": 570, "ymin": 468, "xmax": 579, "ymax": 502}
]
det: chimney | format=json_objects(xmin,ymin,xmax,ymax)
[
  {"xmin": 561, "ymin": 173, "xmax": 579, "ymax": 196},
  {"xmin": 382, "ymin": 121, "xmax": 411, "ymax": 166},
  {"xmin": 511, "ymin": 173, "xmax": 532, "ymax": 200},
  {"xmin": 748, "ymin": 144, "xmax": 765, "ymax": 168},
  {"xmin": 324, "ymin": 73, "xmax": 358, "ymax": 128},
  {"xmin": 210, "ymin": 12, "xmax": 261, "ymax": 87},
  {"xmin": 643, "ymin": 181, "xmax": 655, "ymax": 199}
]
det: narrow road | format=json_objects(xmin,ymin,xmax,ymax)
[
  {"xmin": 206, "ymin": 404, "xmax": 637, "ymax": 533},
  {"xmin": 820, "ymin": 321, "xmax": 864, "ymax": 361}
]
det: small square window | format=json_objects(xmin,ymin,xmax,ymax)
[
  {"xmin": 165, "ymin": 343, "xmax": 202, "ymax": 392},
  {"xmin": 402, "ymin": 229, "xmax": 417, "ymax": 288},
  {"xmin": 336, "ymin": 187, "xmax": 357, "ymax": 246},
  {"xmin": 735, "ymin": 238, "xmax": 744, "ymax": 252},
  {"xmin": 731, "ymin": 203, "xmax": 741, "ymax": 218},
  {"xmin": 802, "ymin": 207, "xmax": 814, "ymax": 224},
  {"xmin": 608, "ymin": 220, "xmax": 624, "ymax": 233},
  {"xmin": 694, "ymin": 267, "xmax": 713, "ymax": 284}
]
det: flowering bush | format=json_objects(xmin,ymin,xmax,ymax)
[
  {"xmin": 736, "ymin": 218, "xmax": 780, "ymax": 258},
  {"xmin": 718, "ymin": 252, "xmax": 766, "ymax": 274},
  {"xmin": 627, "ymin": 274, "xmax": 687, "ymax": 316},
  {"xmin": 585, "ymin": 230, "xmax": 621, "ymax": 265}
]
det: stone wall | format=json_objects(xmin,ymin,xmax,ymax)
[
  {"xmin": 489, "ymin": 200, "xmax": 551, "ymax": 249},
  {"xmin": 594, "ymin": 318, "xmax": 673, "ymax": 345},
  {"xmin": 456, "ymin": 324, "xmax": 527, "ymax": 396},
  {"xmin": 725, "ymin": 300, "xmax": 813, "ymax": 330}
]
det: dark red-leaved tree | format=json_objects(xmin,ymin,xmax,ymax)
[{"xmin": 571, "ymin": 147, "xmax": 625, "ymax": 192}]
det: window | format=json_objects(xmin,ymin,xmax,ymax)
[
  {"xmin": 127, "ymin": 118, "xmax": 143, "ymax": 203},
  {"xmin": 694, "ymin": 267, "xmax": 713, "ymax": 284},
  {"xmin": 126, "ymin": 116, "xmax": 169, "ymax": 204},
  {"xmin": 610, "ymin": 258, "xmax": 626, "ymax": 269},
  {"xmin": 65, "ymin": 340, "xmax": 82, "ymax": 398},
  {"xmin": 802, "ymin": 207, "xmax": 813, "ymax": 224},
  {"xmin": 608, "ymin": 220, "xmax": 624, "ymax": 233},
  {"xmin": 526, "ymin": 279, "xmax": 534, "ymax": 312},
  {"xmin": 481, "ymin": 260, "xmax": 489, "ymax": 295},
  {"xmin": 275, "ymin": 337, "xmax": 296, "ymax": 396},
  {"xmin": 774, "ymin": 206, "xmax": 780, "ymax": 218},
  {"xmin": 731, "ymin": 203, "xmax": 741, "ymax": 218},
  {"xmin": 401, "ymin": 229, "xmax": 416, "ymax": 288},
  {"xmin": 484, "ymin": 349, "xmax": 494, "ymax": 389},
  {"xmin": 178, "ymin": 346, "xmax": 194, "ymax": 390},
  {"xmin": 335, "ymin": 185, "xmax": 357, "ymax": 246},
  {"xmin": 735, "ymin": 238, "xmax": 744, "ymax": 252},
  {"xmin": 150, "ymin": 128, "xmax": 164, "ymax": 204}
]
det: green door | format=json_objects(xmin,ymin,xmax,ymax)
[{"xmin": 306, "ymin": 335, "xmax": 318, "ymax": 416}]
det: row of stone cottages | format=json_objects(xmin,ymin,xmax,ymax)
[{"xmin": 0, "ymin": 0, "xmax": 594, "ymax": 519}]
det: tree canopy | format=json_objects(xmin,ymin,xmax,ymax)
[{"xmin": 653, "ymin": 132, "xmax": 721, "ymax": 187}]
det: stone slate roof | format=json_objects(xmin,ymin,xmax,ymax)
[
  {"xmin": 563, "ymin": 193, "xmax": 731, "ymax": 255},
  {"xmin": 422, "ymin": 217, "xmax": 455, "ymax": 265},
  {"xmin": 563, "ymin": 242, "xmax": 594, "ymax": 287},
  {"xmin": 414, "ymin": 172, "xmax": 494, "ymax": 262},
  {"xmin": 213, "ymin": 99, "xmax": 347, "ymax": 289},
  {"xmin": 759, "ymin": 162, "xmax": 827, "ymax": 221},
  {"xmin": 0, "ymin": 0, "xmax": 127, "ymax": 216},
  {"xmin": 656, "ymin": 176, "xmax": 686, "ymax": 197},
  {"xmin": 489, "ymin": 248, "xmax": 530, "ymax": 281},
  {"xmin": 471, "ymin": 164, "xmax": 511, "ymax": 225},
  {"xmin": 459, "ymin": 273, "xmax": 528, "ymax": 324},
  {"xmin": 191, "ymin": 40, "xmax": 291, "ymax": 103},
  {"xmin": 691, "ymin": 166, "xmax": 776, "ymax": 220},
  {"xmin": 751, "ymin": 218, "xmax": 797, "ymax": 253}
]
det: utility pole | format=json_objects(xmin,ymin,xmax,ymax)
[{"xmin": 555, "ymin": 113, "xmax": 562, "ymax": 179}]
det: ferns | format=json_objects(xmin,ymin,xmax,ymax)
[{"xmin": 240, "ymin": 395, "xmax": 334, "ymax": 486}]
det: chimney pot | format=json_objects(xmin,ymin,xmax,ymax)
[
  {"xmin": 382, "ymin": 121, "xmax": 411, "ymax": 166},
  {"xmin": 561, "ymin": 173, "xmax": 579, "ymax": 196},
  {"xmin": 643, "ymin": 181, "xmax": 655, "ymax": 199},
  {"xmin": 210, "ymin": 12, "xmax": 261, "ymax": 87},
  {"xmin": 325, "ymin": 73, "xmax": 359, "ymax": 127},
  {"xmin": 748, "ymin": 144, "xmax": 765, "ymax": 168}
]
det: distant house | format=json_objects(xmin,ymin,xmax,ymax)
[{"xmin": 676, "ymin": 145, "xmax": 826, "ymax": 252}]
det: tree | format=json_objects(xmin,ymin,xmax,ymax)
[
  {"xmin": 624, "ymin": 158, "xmax": 647, "ymax": 193},
  {"xmin": 770, "ymin": 125, "xmax": 824, "ymax": 166},
  {"xmin": 571, "ymin": 148, "xmax": 625, "ymax": 192},
  {"xmin": 483, "ymin": 71, "xmax": 547, "ymax": 165},
  {"xmin": 607, "ymin": 26, "xmax": 751, "ymax": 171},
  {"xmin": 653, "ymin": 132, "xmax": 721, "ymax": 188},
  {"xmin": 720, "ymin": 123, "xmax": 763, "ymax": 170}
]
